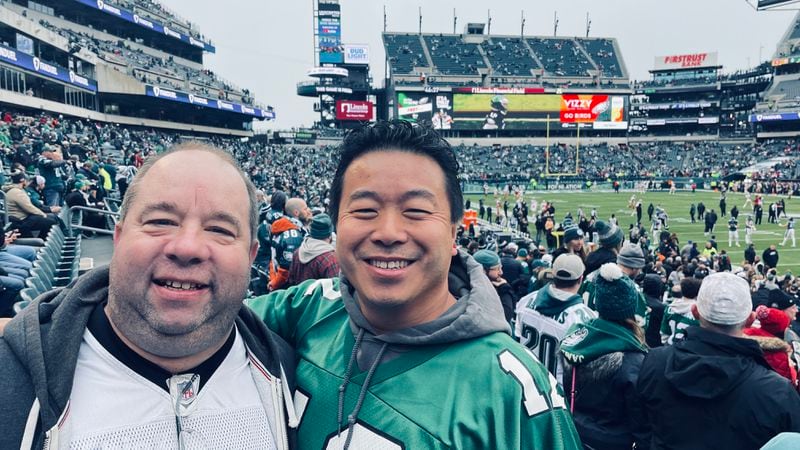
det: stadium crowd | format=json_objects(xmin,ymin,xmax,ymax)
[{"xmin": 2, "ymin": 113, "xmax": 800, "ymax": 446}]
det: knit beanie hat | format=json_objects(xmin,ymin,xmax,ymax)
[
  {"xmin": 642, "ymin": 274, "xmax": 664, "ymax": 298},
  {"xmin": 755, "ymin": 305, "xmax": 790, "ymax": 337},
  {"xmin": 768, "ymin": 289, "xmax": 796, "ymax": 310},
  {"xmin": 563, "ymin": 225, "xmax": 584, "ymax": 243},
  {"xmin": 309, "ymin": 213, "xmax": 333, "ymax": 239},
  {"xmin": 517, "ymin": 248, "xmax": 528, "ymax": 257},
  {"xmin": 596, "ymin": 220, "xmax": 623, "ymax": 248},
  {"xmin": 617, "ymin": 243, "xmax": 646, "ymax": 269},
  {"xmin": 594, "ymin": 263, "xmax": 639, "ymax": 321},
  {"xmin": 473, "ymin": 249, "xmax": 501, "ymax": 270}
]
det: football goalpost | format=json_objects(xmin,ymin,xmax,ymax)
[{"xmin": 544, "ymin": 113, "xmax": 580, "ymax": 177}]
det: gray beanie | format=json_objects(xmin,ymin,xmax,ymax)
[
  {"xmin": 617, "ymin": 243, "xmax": 646, "ymax": 269},
  {"xmin": 596, "ymin": 220, "xmax": 623, "ymax": 248}
]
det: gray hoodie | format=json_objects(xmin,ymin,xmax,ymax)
[
  {"xmin": 297, "ymin": 236, "xmax": 335, "ymax": 264},
  {"xmin": 0, "ymin": 266, "xmax": 298, "ymax": 450},
  {"xmin": 341, "ymin": 249, "xmax": 511, "ymax": 370}
]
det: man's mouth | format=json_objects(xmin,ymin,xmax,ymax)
[
  {"xmin": 154, "ymin": 279, "xmax": 209, "ymax": 291},
  {"xmin": 367, "ymin": 259, "xmax": 412, "ymax": 270}
]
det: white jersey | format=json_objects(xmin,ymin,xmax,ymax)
[
  {"xmin": 64, "ymin": 327, "xmax": 277, "ymax": 450},
  {"xmin": 514, "ymin": 285, "xmax": 597, "ymax": 382}
]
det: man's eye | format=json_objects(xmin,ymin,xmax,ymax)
[
  {"xmin": 405, "ymin": 209, "xmax": 432, "ymax": 217},
  {"xmin": 208, "ymin": 227, "xmax": 236, "ymax": 238},
  {"xmin": 352, "ymin": 209, "xmax": 377, "ymax": 217},
  {"xmin": 145, "ymin": 219, "xmax": 176, "ymax": 226}
]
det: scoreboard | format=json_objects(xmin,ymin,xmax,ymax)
[{"xmin": 395, "ymin": 89, "xmax": 628, "ymax": 131}]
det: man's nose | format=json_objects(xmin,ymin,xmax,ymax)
[
  {"xmin": 164, "ymin": 225, "xmax": 210, "ymax": 265},
  {"xmin": 371, "ymin": 212, "xmax": 408, "ymax": 246}
]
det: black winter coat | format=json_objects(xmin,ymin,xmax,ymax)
[
  {"xmin": 637, "ymin": 326, "xmax": 800, "ymax": 450},
  {"xmin": 564, "ymin": 351, "xmax": 649, "ymax": 450}
]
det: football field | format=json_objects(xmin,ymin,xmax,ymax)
[{"xmin": 466, "ymin": 190, "xmax": 800, "ymax": 270}]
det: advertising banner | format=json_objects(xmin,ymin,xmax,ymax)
[
  {"xmin": 71, "ymin": 0, "xmax": 215, "ymax": 52},
  {"xmin": 653, "ymin": 52, "xmax": 718, "ymax": 71},
  {"xmin": 749, "ymin": 112, "xmax": 800, "ymax": 122},
  {"xmin": 335, "ymin": 100, "xmax": 374, "ymax": 121},
  {"xmin": 343, "ymin": 45, "xmax": 369, "ymax": 65},
  {"xmin": 0, "ymin": 43, "xmax": 97, "ymax": 92},
  {"xmin": 397, "ymin": 92, "xmax": 454, "ymax": 129},
  {"xmin": 318, "ymin": 2, "xmax": 342, "ymax": 64},
  {"xmin": 145, "ymin": 85, "xmax": 275, "ymax": 119}
]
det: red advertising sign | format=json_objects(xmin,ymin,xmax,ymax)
[
  {"xmin": 559, "ymin": 95, "xmax": 610, "ymax": 123},
  {"xmin": 336, "ymin": 100, "xmax": 374, "ymax": 121}
]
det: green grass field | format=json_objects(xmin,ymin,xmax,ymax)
[{"xmin": 466, "ymin": 190, "xmax": 800, "ymax": 269}]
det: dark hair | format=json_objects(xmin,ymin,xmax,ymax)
[
  {"xmin": 680, "ymin": 277, "xmax": 702, "ymax": 299},
  {"xmin": 270, "ymin": 190, "xmax": 287, "ymax": 212},
  {"xmin": 328, "ymin": 120, "xmax": 463, "ymax": 224},
  {"xmin": 553, "ymin": 277, "xmax": 581, "ymax": 290}
]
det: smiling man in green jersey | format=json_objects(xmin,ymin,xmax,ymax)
[{"xmin": 247, "ymin": 121, "xmax": 581, "ymax": 449}]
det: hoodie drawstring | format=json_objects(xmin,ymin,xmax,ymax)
[{"xmin": 336, "ymin": 327, "xmax": 389, "ymax": 450}]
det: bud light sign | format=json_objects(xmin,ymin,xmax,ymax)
[{"xmin": 336, "ymin": 100, "xmax": 374, "ymax": 121}]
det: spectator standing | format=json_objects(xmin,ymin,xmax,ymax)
[
  {"xmin": 286, "ymin": 213, "xmax": 339, "ymax": 287},
  {"xmin": 269, "ymin": 198, "xmax": 310, "ymax": 291},
  {"xmin": 515, "ymin": 254, "xmax": 596, "ymax": 379},
  {"xmin": 643, "ymin": 274, "xmax": 666, "ymax": 348},
  {"xmin": 638, "ymin": 272, "xmax": 800, "ymax": 450},
  {"xmin": 584, "ymin": 220, "xmax": 623, "ymax": 275},
  {"xmin": 764, "ymin": 244, "xmax": 780, "ymax": 270},
  {"xmin": 37, "ymin": 144, "xmax": 67, "ymax": 207},
  {"xmin": 560, "ymin": 263, "xmax": 649, "ymax": 450},
  {"xmin": 475, "ymin": 249, "xmax": 516, "ymax": 323},
  {"xmin": 660, "ymin": 277, "xmax": 702, "ymax": 345}
]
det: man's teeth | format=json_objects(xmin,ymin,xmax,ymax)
[
  {"xmin": 163, "ymin": 280, "xmax": 204, "ymax": 290},
  {"xmin": 370, "ymin": 260, "xmax": 409, "ymax": 270}
]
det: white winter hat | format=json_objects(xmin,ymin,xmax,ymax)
[{"xmin": 696, "ymin": 272, "xmax": 752, "ymax": 325}]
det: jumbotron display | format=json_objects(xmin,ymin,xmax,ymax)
[{"xmin": 396, "ymin": 90, "xmax": 627, "ymax": 131}]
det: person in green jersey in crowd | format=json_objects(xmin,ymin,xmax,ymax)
[{"xmin": 247, "ymin": 121, "xmax": 581, "ymax": 449}]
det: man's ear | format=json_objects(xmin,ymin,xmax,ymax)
[{"xmin": 691, "ymin": 303, "xmax": 700, "ymax": 320}]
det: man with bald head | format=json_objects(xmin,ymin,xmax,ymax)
[
  {"xmin": 269, "ymin": 197, "xmax": 311, "ymax": 291},
  {"xmin": 0, "ymin": 142, "xmax": 297, "ymax": 449}
]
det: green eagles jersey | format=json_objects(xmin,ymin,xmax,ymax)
[
  {"xmin": 659, "ymin": 301, "xmax": 699, "ymax": 345},
  {"xmin": 247, "ymin": 278, "xmax": 582, "ymax": 449}
]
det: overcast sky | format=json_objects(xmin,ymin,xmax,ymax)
[{"xmin": 159, "ymin": 0, "xmax": 796, "ymax": 130}]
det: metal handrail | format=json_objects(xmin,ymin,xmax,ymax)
[
  {"xmin": 65, "ymin": 206, "xmax": 119, "ymax": 237},
  {"xmin": 0, "ymin": 190, "xmax": 8, "ymax": 228}
]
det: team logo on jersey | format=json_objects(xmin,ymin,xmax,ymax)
[{"xmin": 561, "ymin": 327, "xmax": 588, "ymax": 347}]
